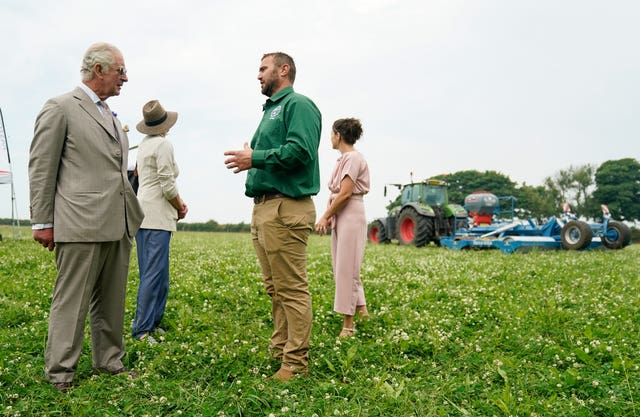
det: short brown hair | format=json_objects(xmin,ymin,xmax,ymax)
[{"xmin": 262, "ymin": 52, "xmax": 296, "ymax": 83}]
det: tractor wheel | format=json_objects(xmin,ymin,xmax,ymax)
[
  {"xmin": 602, "ymin": 220, "xmax": 632, "ymax": 249},
  {"xmin": 561, "ymin": 220, "xmax": 592, "ymax": 250},
  {"xmin": 398, "ymin": 208, "xmax": 430, "ymax": 247},
  {"xmin": 368, "ymin": 220, "xmax": 390, "ymax": 244}
]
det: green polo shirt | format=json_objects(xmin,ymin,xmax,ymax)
[{"xmin": 246, "ymin": 86, "xmax": 322, "ymax": 198}]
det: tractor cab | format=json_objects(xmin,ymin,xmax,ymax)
[{"xmin": 401, "ymin": 180, "xmax": 448, "ymax": 207}]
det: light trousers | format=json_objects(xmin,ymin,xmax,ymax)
[
  {"xmin": 251, "ymin": 197, "xmax": 315, "ymax": 372},
  {"xmin": 331, "ymin": 197, "xmax": 367, "ymax": 315},
  {"xmin": 45, "ymin": 237, "xmax": 132, "ymax": 383}
]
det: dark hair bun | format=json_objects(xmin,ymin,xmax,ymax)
[{"xmin": 332, "ymin": 118, "xmax": 363, "ymax": 145}]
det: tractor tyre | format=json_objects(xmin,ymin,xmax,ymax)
[
  {"xmin": 602, "ymin": 220, "xmax": 632, "ymax": 249},
  {"xmin": 561, "ymin": 220, "xmax": 592, "ymax": 250},
  {"xmin": 398, "ymin": 208, "xmax": 430, "ymax": 247},
  {"xmin": 368, "ymin": 220, "xmax": 390, "ymax": 244}
]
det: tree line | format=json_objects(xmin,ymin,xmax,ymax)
[
  {"xmin": 429, "ymin": 158, "xmax": 640, "ymax": 222},
  {"xmin": 176, "ymin": 220, "xmax": 250, "ymax": 233},
  {"xmin": 0, "ymin": 218, "xmax": 251, "ymax": 233}
]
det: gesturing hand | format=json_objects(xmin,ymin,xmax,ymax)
[{"xmin": 224, "ymin": 142, "xmax": 253, "ymax": 173}]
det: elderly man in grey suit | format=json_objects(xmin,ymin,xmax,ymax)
[{"xmin": 28, "ymin": 42, "xmax": 144, "ymax": 393}]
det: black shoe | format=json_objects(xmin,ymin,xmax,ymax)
[{"xmin": 52, "ymin": 381, "xmax": 73, "ymax": 394}]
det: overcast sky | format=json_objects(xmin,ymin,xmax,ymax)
[{"xmin": 1, "ymin": 0, "xmax": 639, "ymax": 224}]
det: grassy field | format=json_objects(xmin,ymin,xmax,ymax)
[{"xmin": 0, "ymin": 226, "xmax": 638, "ymax": 416}]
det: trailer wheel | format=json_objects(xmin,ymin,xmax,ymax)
[
  {"xmin": 398, "ymin": 208, "xmax": 430, "ymax": 247},
  {"xmin": 561, "ymin": 220, "xmax": 592, "ymax": 250},
  {"xmin": 368, "ymin": 220, "xmax": 390, "ymax": 244},
  {"xmin": 602, "ymin": 220, "xmax": 631, "ymax": 249}
]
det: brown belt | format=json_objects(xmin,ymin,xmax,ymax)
[{"xmin": 253, "ymin": 193, "xmax": 287, "ymax": 204}]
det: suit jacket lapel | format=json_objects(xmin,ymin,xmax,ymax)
[{"xmin": 73, "ymin": 87, "xmax": 119, "ymax": 141}]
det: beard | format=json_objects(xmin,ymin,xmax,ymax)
[{"xmin": 261, "ymin": 71, "xmax": 280, "ymax": 97}]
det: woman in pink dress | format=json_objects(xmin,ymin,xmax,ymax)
[{"xmin": 316, "ymin": 118, "xmax": 370, "ymax": 337}]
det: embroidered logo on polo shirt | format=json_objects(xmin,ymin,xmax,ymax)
[{"xmin": 269, "ymin": 105, "xmax": 282, "ymax": 120}]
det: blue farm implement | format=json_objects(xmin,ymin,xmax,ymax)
[{"xmin": 440, "ymin": 193, "xmax": 632, "ymax": 254}]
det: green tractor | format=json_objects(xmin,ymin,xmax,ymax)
[{"xmin": 368, "ymin": 179, "xmax": 467, "ymax": 247}]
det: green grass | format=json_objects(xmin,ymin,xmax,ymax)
[{"xmin": 1, "ymin": 226, "xmax": 638, "ymax": 416}]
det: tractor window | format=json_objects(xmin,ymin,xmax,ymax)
[
  {"xmin": 401, "ymin": 186, "xmax": 412, "ymax": 204},
  {"xmin": 401, "ymin": 184, "xmax": 448, "ymax": 205},
  {"xmin": 412, "ymin": 185, "xmax": 422, "ymax": 202},
  {"xmin": 424, "ymin": 186, "xmax": 446, "ymax": 206}
]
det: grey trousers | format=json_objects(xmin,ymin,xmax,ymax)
[{"xmin": 45, "ymin": 237, "xmax": 132, "ymax": 383}]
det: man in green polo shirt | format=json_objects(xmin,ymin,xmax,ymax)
[{"xmin": 224, "ymin": 52, "xmax": 321, "ymax": 381}]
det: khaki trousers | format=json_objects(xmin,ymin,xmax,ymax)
[
  {"xmin": 251, "ymin": 197, "xmax": 315, "ymax": 372},
  {"xmin": 45, "ymin": 237, "xmax": 132, "ymax": 383}
]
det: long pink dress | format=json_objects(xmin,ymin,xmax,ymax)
[{"xmin": 328, "ymin": 151, "xmax": 370, "ymax": 315}]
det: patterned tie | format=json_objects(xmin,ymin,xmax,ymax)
[{"xmin": 98, "ymin": 101, "xmax": 120, "ymax": 141}]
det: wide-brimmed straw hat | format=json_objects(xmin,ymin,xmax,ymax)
[{"xmin": 136, "ymin": 100, "xmax": 178, "ymax": 135}]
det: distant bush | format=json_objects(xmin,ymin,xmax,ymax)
[
  {"xmin": 176, "ymin": 220, "xmax": 250, "ymax": 233},
  {"xmin": 0, "ymin": 218, "xmax": 26, "ymax": 226}
]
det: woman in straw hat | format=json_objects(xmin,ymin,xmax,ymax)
[{"xmin": 131, "ymin": 100, "xmax": 188, "ymax": 344}]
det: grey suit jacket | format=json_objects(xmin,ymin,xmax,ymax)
[{"xmin": 29, "ymin": 87, "xmax": 144, "ymax": 242}]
